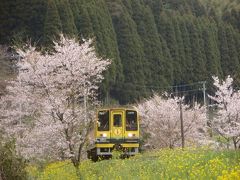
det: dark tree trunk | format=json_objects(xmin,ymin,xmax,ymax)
[
  {"xmin": 71, "ymin": 157, "xmax": 81, "ymax": 178},
  {"xmin": 75, "ymin": 165, "xmax": 81, "ymax": 178},
  {"xmin": 233, "ymin": 137, "xmax": 238, "ymax": 150},
  {"xmin": 0, "ymin": 172, "xmax": 3, "ymax": 180}
]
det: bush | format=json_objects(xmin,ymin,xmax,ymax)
[{"xmin": 0, "ymin": 139, "xmax": 27, "ymax": 180}]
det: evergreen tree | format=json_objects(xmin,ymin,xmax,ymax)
[
  {"xmin": 143, "ymin": 0, "xmax": 163, "ymax": 15},
  {"xmin": 202, "ymin": 19, "xmax": 222, "ymax": 79},
  {"xmin": 0, "ymin": 0, "xmax": 47, "ymax": 45},
  {"xmin": 223, "ymin": 8, "xmax": 240, "ymax": 32},
  {"xmin": 159, "ymin": 35, "xmax": 174, "ymax": 85},
  {"xmin": 178, "ymin": 17, "xmax": 193, "ymax": 84},
  {"xmin": 127, "ymin": 0, "xmax": 168, "ymax": 93},
  {"xmin": 1, "ymin": 0, "xmax": 240, "ymax": 104},
  {"xmin": 187, "ymin": 0, "xmax": 206, "ymax": 16},
  {"xmin": 157, "ymin": 12, "xmax": 181, "ymax": 84},
  {"xmin": 122, "ymin": 0, "xmax": 133, "ymax": 16},
  {"xmin": 108, "ymin": 0, "xmax": 146, "ymax": 104},
  {"xmin": 172, "ymin": 16, "xmax": 186, "ymax": 83},
  {"xmin": 23, "ymin": 0, "xmax": 47, "ymax": 45},
  {"xmin": 0, "ymin": 0, "xmax": 24, "ymax": 44},
  {"xmin": 225, "ymin": 25, "xmax": 240, "ymax": 80},
  {"xmin": 68, "ymin": 0, "xmax": 81, "ymax": 33},
  {"xmin": 235, "ymin": 32, "xmax": 240, "ymax": 64},
  {"xmin": 85, "ymin": 0, "xmax": 124, "ymax": 102},
  {"xmin": 56, "ymin": 0, "xmax": 77, "ymax": 36},
  {"xmin": 0, "ymin": 1, "xmax": 14, "ymax": 43},
  {"xmin": 145, "ymin": 0, "xmax": 163, "ymax": 34},
  {"xmin": 77, "ymin": 1, "xmax": 94, "ymax": 38},
  {"xmin": 218, "ymin": 24, "xmax": 230, "ymax": 75},
  {"xmin": 43, "ymin": 0, "xmax": 62, "ymax": 48},
  {"xmin": 195, "ymin": 18, "xmax": 208, "ymax": 75},
  {"xmin": 218, "ymin": 23, "xmax": 240, "ymax": 80},
  {"xmin": 187, "ymin": 20, "xmax": 206, "ymax": 82}
]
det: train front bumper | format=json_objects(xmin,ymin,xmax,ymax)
[{"xmin": 95, "ymin": 141, "xmax": 139, "ymax": 156}]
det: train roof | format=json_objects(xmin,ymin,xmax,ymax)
[{"xmin": 97, "ymin": 107, "xmax": 137, "ymax": 112}]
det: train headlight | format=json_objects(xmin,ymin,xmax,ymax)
[
  {"xmin": 128, "ymin": 133, "xmax": 133, "ymax": 137},
  {"xmin": 102, "ymin": 133, "xmax": 107, "ymax": 137}
]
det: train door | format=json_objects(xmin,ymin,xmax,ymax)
[{"xmin": 111, "ymin": 110, "xmax": 124, "ymax": 139}]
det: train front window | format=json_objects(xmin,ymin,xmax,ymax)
[
  {"xmin": 113, "ymin": 114, "xmax": 122, "ymax": 127},
  {"xmin": 98, "ymin": 110, "xmax": 109, "ymax": 131},
  {"xmin": 126, "ymin": 110, "xmax": 138, "ymax": 131}
]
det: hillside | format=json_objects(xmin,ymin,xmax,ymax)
[{"xmin": 0, "ymin": 0, "xmax": 240, "ymax": 104}]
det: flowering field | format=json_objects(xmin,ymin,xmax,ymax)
[{"xmin": 27, "ymin": 148, "xmax": 240, "ymax": 180}]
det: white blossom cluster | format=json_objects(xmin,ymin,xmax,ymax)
[
  {"xmin": 136, "ymin": 94, "xmax": 207, "ymax": 148},
  {"xmin": 209, "ymin": 76, "xmax": 240, "ymax": 149},
  {"xmin": 0, "ymin": 36, "xmax": 110, "ymax": 164}
]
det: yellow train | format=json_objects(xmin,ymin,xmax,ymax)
[{"xmin": 87, "ymin": 108, "xmax": 140, "ymax": 161}]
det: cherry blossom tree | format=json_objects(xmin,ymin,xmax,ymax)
[
  {"xmin": 209, "ymin": 76, "xmax": 240, "ymax": 149},
  {"xmin": 136, "ymin": 94, "xmax": 207, "ymax": 149},
  {"xmin": 0, "ymin": 35, "xmax": 110, "ymax": 169}
]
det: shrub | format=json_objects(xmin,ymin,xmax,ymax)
[{"xmin": 0, "ymin": 139, "xmax": 27, "ymax": 180}]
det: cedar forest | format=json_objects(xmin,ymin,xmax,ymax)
[{"xmin": 0, "ymin": 0, "xmax": 240, "ymax": 104}]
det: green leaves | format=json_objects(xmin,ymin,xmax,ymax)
[{"xmin": 0, "ymin": 139, "xmax": 27, "ymax": 180}]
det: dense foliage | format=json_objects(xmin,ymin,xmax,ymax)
[
  {"xmin": 0, "ymin": 0, "xmax": 240, "ymax": 104},
  {"xmin": 0, "ymin": 139, "xmax": 27, "ymax": 180}
]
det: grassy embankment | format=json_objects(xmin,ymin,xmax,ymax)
[{"xmin": 27, "ymin": 148, "xmax": 240, "ymax": 180}]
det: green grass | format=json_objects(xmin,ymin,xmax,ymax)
[{"xmin": 27, "ymin": 148, "xmax": 240, "ymax": 180}]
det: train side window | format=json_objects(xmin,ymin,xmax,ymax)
[
  {"xmin": 126, "ymin": 110, "xmax": 138, "ymax": 131},
  {"xmin": 113, "ymin": 114, "xmax": 122, "ymax": 127},
  {"xmin": 98, "ymin": 110, "xmax": 109, "ymax": 131}
]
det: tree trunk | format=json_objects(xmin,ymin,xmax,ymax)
[
  {"xmin": 71, "ymin": 157, "xmax": 82, "ymax": 178},
  {"xmin": 0, "ymin": 170, "xmax": 5, "ymax": 180},
  {"xmin": 233, "ymin": 138, "xmax": 237, "ymax": 150},
  {"xmin": 75, "ymin": 165, "xmax": 81, "ymax": 178}
]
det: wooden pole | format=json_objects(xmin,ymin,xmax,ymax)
[{"xmin": 180, "ymin": 100, "xmax": 184, "ymax": 149}]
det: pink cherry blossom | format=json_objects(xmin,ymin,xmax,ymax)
[{"xmin": 0, "ymin": 35, "xmax": 110, "ymax": 166}]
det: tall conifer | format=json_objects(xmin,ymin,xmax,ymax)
[
  {"xmin": 157, "ymin": 12, "xmax": 181, "ymax": 84},
  {"xmin": 87, "ymin": 0, "xmax": 124, "ymax": 102},
  {"xmin": 128, "ymin": 0, "xmax": 168, "ymax": 92},
  {"xmin": 108, "ymin": 0, "xmax": 146, "ymax": 104},
  {"xmin": 56, "ymin": 0, "xmax": 77, "ymax": 36},
  {"xmin": 173, "ymin": 16, "xmax": 186, "ymax": 83},
  {"xmin": 179, "ymin": 18, "xmax": 193, "ymax": 84},
  {"xmin": 225, "ymin": 25, "xmax": 240, "ymax": 79},
  {"xmin": 187, "ymin": 20, "xmax": 206, "ymax": 82},
  {"xmin": 202, "ymin": 20, "xmax": 221, "ymax": 79},
  {"xmin": 43, "ymin": 0, "xmax": 62, "ymax": 48}
]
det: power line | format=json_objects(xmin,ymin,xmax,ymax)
[
  {"xmin": 111, "ymin": 81, "xmax": 206, "ymax": 90},
  {"xmin": 105, "ymin": 81, "xmax": 207, "ymax": 104},
  {"xmin": 112, "ymin": 88, "xmax": 202, "ymax": 94}
]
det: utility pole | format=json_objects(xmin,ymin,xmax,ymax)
[
  {"xmin": 199, "ymin": 81, "xmax": 207, "ymax": 106},
  {"xmin": 202, "ymin": 81, "xmax": 206, "ymax": 106},
  {"xmin": 84, "ymin": 86, "xmax": 87, "ymax": 123},
  {"xmin": 19, "ymin": 55, "xmax": 22, "ymax": 126},
  {"xmin": 180, "ymin": 99, "xmax": 184, "ymax": 149}
]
